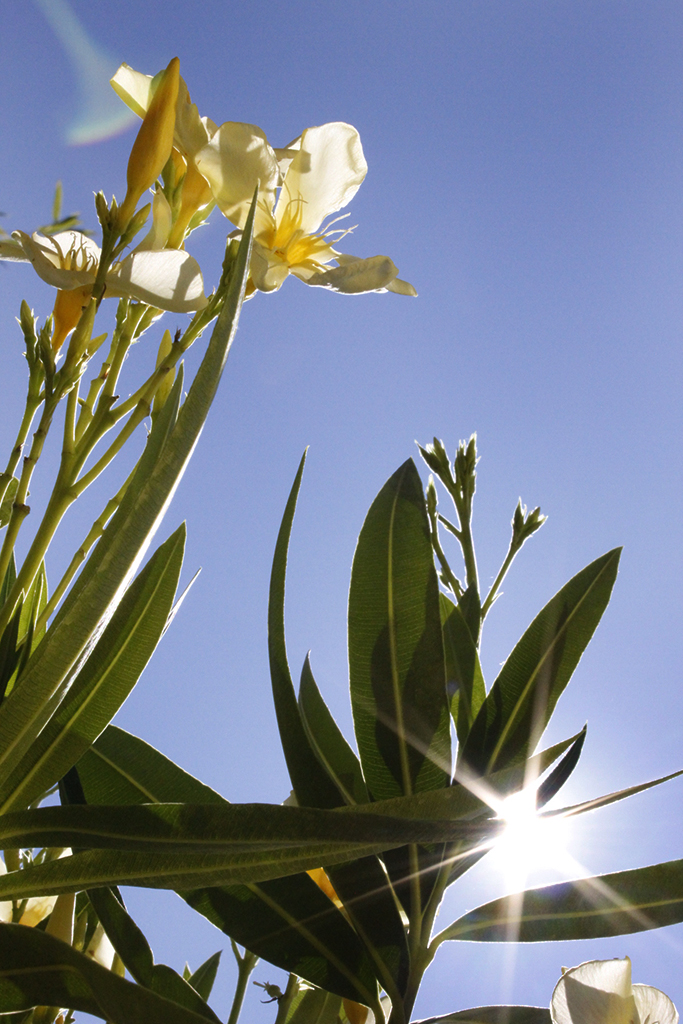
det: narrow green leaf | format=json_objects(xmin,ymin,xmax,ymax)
[
  {"xmin": 441, "ymin": 593, "xmax": 485, "ymax": 745},
  {"xmin": 0, "ymin": 923, "xmax": 222, "ymax": 1023},
  {"xmin": 439, "ymin": 857, "xmax": 683, "ymax": 942},
  {"xmin": 415, "ymin": 1008, "xmax": 551, "ymax": 1024},
  {"xmin": 0, "ymin": 802, "xmax": 489, "ymax": 857},
  {"xmin": 298, "ymin": 658, "xmax": 409, "ymax": 995},
  {"xmin": 0, "ymin": 524, "xmax": 185, "ymax": 812},
  {"xmin": 462, "ymin": 549, "xmax": 621, "ymax": 774},
  {"xmin": 187, "ymin": 951, "xmax": 221, "ymax": 1002},
  {"xmin": 268, "ymin": 451, "xmax": 341, "ymax": 809},
  {"xmin": 349, "ymin": 458, "xmax": 450, "ymax": 802},
  {"xmin": 76, "ymin": 728, "xmax": 381, "ymax": 1006},
  {"xmin": 286, "ymin": 986, "xmax": 342, "ymax": 1024},
  {"xmin": 0, "ymin": 201, "xmax": 254, "ymax": 789},
  {"xmin": 87, "ymin": 885, "xmax": 154, "ymax": 986},
  {"xmin": 299, "ymin": 655, "xmax": 369, "ymax": 806},
  {"xmin": 18, "ymin": 559, "xmax": 47, "ymax": 650},
  {"xmin": 547, "ymin": 767, "xmax": 683, "ymax": 822},
  {"xmin": 536, "ymin": 727, "xmax": 586, "ymax": 807}
]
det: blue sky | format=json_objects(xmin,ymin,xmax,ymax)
[{"xmin": 1, "ymin": 0, "xmax": 683, "ymax": 1019}]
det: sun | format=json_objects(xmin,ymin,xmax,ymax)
[{"xmin": 488, "ymin": 788, "xmax": 573, "ymax": 891}]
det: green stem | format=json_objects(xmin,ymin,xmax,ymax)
[
  {"xmin": 272, "ymin": 975, "xmax": 299, "ymax": 1024},
  {"xmin": 481, "ymin": 536, "xmax": 521, "ymax": 621},
  {"xmin": 427, "ymin": 508, "xmax": 463, "ymax": 601},
  {"xmin": 226, "ymin": 947, "xmax": 259, "ymax": 1024},
  {"xmin": 71, "ymin": 398, "xmax": 150, "ymax": 498},
  {"xmin": 0, "ymin": 389, "xmax": 42, "ymax": 512},
  {"xmin": 0, "ymin": 396, "xmax": 60, "ymax": 610},
  {"xmin": 458, "ymin": 513, "xmax": 479, "ymax": 594},
  {"xmin": 36, "ymin": 465, "xmax": 134, "ymax": 632}
]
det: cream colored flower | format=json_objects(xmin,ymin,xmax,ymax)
[
  {"xmin": 0, "ymin": 853, "xmax": 67, "ymax": 928},
  {"xmin": 551, "ymin": 958, "xmax": 678, "ymax": 1024},
  {"xmin": 195, "ymin": 121, "xmax": 416, "ymax": 296},
  {"xmin": 4, "ymin": 229, "xmax": 206, "ymax": 313}
]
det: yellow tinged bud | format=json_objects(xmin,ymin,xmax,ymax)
[
  {"xmin": 51, "ymin": 286, "xmax": 92, "ymax": 352},
  {"xmin": 307, "ymin": 867, "xmax": 343, "ymax": 909},
  {"xmin": 45, "ymin": 892, "xmax": 75, "ymax": 946},
  {"xmin": 118, "ymin": 57, "xmax": 180, "ymax": 231},
  {"xmin": 343, "ymin": 999, "xmax": 369, "ymax": 1024},
  {"xmin": 168, "ymin": 161, "xmax": 214, "ymax": 248}
]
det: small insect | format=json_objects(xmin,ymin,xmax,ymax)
[{"xmin": 253, "ymin": 980, "xmax": 284, "ymax": 1004}]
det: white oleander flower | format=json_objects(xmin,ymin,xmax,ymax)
[
  {"xmin": 551, "ymin": 958, "xmax": 678, "ymax": 1024},
  {"xmin": 195, "ymin": 120, "xmax": 416, "ymax": 296},
  {"xmin": 4, "ymin": 228, "xmax": 206, "ymax": 314}
]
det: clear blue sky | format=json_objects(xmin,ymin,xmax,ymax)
[{"xmin": 1, "ymin": 0, "xmax": 683, "ymax": 1019}]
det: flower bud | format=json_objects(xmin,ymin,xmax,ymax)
[
  {"xmin": 51, "ymin": 286, "xmax": 92, "ymax": 352},
  {"xmin": 118, "ymin": 57, "xmax": 180, "ymax": 231},
  {"xmin": 45, "ymin": 892, "xmax": 75, "ymax": 946}
]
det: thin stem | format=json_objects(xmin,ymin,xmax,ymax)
[
  {"xmin": 71, "ymin": 398, "xmax": 150, "ymax": 499},
  {"xmin": 428, "ymin": 511, "xmax": 463, "ymax": 601},
  {"xmin": 226, "ymin": 946, "xmax": 259, "ymax": 1024},
  {"xmin": 0, "ymin": 396, "xmax": 60, "ymax": 606},
  {"xmin": 36, "ymin": 466, "xmax": 134, "ymax": 631},
  {"xmin": 0, "ymin": 391, "xmax": 43, "ymax": 512},
  {"xmin": 458, "ymin": 512, "xmax": 479, "ymax": 594},
  {"xmin": 481, "ymin": 537, "xmax": 520, "ymax": 620}
]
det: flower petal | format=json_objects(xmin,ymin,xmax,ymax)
[
  {"xmin": 305, "ymin": 254, "xmax": 399, "ymax": 294},
  {"xmin": 110, "ymin": 63, "xmax": 155, "ymax": 119},
  {"xmin": 14, "ymin": 231, "xmax": 98, "ymax": 290},
  {"xmin": 386, "ymin": 276, "xmax": 418, "ymax": 297},
  {"xmin": 250, "ymin": 241, "xmax": 290, "ymax": 293},
  {"xmin": 109, "ymin": 250, "xmax": 207, "ymax": 312},
  {"xmin": 633, "ymin": 985, "xmax": 678, "ymax": 1024},
  {"xmin": 0, "ymin": 237, "xmax": 28, "ymax": 261},
  {"xmin": 175, "ymin": 76, "xmax": 213, "ymax": 160},
  {"xmin": 278, "ymin": 123, "xmax": 367, "ymax": 235},
  {"xmin": 133, "ymin": 189, "xmax": 173, "ymax": 252},
  {"xmin": 195, "ymin": 122, "xmax": 279, "ymax": 230},
  {"xmin": 551, "ymin": 959, "xmax": 635, "ymax": 1024}
]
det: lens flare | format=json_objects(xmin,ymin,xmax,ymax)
[
  {"xmin": 34, "ymin": 0, "xmax": 138, "ymax": 145},
  {"xmin": 490, "ymin": 789, "xmax": 572, "ymax": 891}
]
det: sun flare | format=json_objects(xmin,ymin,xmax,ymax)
[{"xmin": 489, "ymin": 790, "xmax": 573, "ymax": 890}]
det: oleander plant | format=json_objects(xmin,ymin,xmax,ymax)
[{"xmin": 0, "ymin": 56, "xmax": 680, "ymax": 1024}]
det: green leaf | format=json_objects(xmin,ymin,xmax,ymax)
[
  {"xmin": 0, "ymin": 478, "xmax": 18, "ymax": 528},
  {"xmin": 415, "ymin": 1008, "xmax": 551, "ymax": 1024},
  {"xmin": 187, "ymin": 951, "xmax": 221, "ymax": 1002},
  {"xmin": 18, "ymin": 559, "xmax": 47, "ymax": 650},
  {"xmin": 286, "ymin": 985, "xmax": 342, "ymax": 1024},
  {"xmin": 439, "ymin": 856, "xmax": 683, "ymax": 942},
  {"xmin": 0, "ymin": 923, "xmax": 222, "ymax": 1023},
  {"xmin": 461, "ymin": 549, "xmax": 621, "ymax": 773},
  {"xmin": 349, "ymin": 458, "xmax": 450, "ymax": 802},
  {"xmin": 268, "ymin": 451, "xmax": 341, "ymax": 809},
  {"xmin": 299, "ymin": 658, "xmax": 409, "ymax": 996},
  {"xmin": 0, "ymin": 202, "xmax": 254, "ymax": 789},
  {"xmin": 536, "ymin": 726, "xmax": 586, "ymax": 807},
  {"xmin": 76, "ymin": 728, "xmax": 381, "ymax": 1006},
  {"xmin": 0, "ymin": 554, "xmax": 16, "ymax": 610},
  {"xmin": 441, "ymin": 592, "xmax": 485, "ymax": 745},
  {"xmin": 299, "ymin": 655, "xmax": 369, "ymax": 806},
  {"xmin": 0, "ymin": 524, "xmax": 185, "ymax": 812},
  {"xmin": 87, "ymin": 887, "xmax": 221, "ymax": 1021}
]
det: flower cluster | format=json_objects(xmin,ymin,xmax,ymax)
[{"xmin": 111, "ymin": 60, "xmax": 416, "ymax": 297}]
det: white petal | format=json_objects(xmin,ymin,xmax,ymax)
[
  {"xmin": 14, "ymin": 231, "xmax": 97, "ymax": 289},
  {"xmin": 109, "ymin": 250, "xmax": 207, "ymax": 311},
  {"xmin": 633, "ymin": 985, "xmax": 678, "ymax": 1024},
  {"xmin": 133, "ymin": 190, "xmax": 173, "ymax": 252},
  {"xmin": 305, "ymin": 254, "xmax": 398, "ymax": 294},
  {"xmin": 19, "ymin": 894, "xmax": 58, "ymax": 928},
  {"xmin": 195, "ymin": 122, "xmax": 279, "ymax": 229},
  {"xmin": 175, "ymin": 77, "xmax": 212, "ymax": 160},
  {"xmin": 0, "ymin": 237, "xmax": 28, "ymax": 261},
  {"xmin": 110, "ymin": 64, "xmax": 155, "ymax": 118},
  {"xmin": 250, "ymin": 241, "xmax": 289, "ymax": 292},
  {"xmin": 278, "ymin": 122, "xmax": 367, "ymax": 235},
  {"xmin": 551, "ymin": 959, "xmax": 635, "ymax": 1024},
  {"xmin": 386, "ymin": 276, "xmax": 418, "ymax": 297}
]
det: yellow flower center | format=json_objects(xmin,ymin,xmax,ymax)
[{"xmin": 258, "ymin": 194, "xmax": 338, "ymax": 272}]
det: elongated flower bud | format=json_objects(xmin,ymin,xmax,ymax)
[
  {"xmin": 118, "ymin": 57, "xmax": 180, "ymax": 231},
  {"xmin": 51, "ymin": 286, "xmax": 92, "ymax": 352}
]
